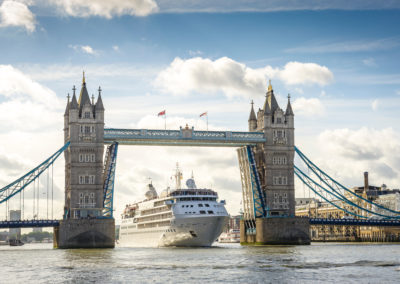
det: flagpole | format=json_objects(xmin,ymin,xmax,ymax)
[
  {"xmin": 206, "ymin": 114, "xmax": 208, "ymax": 131},
  {"xmin": 164, "ymin": 113, "xmax": 166, "ymax": 130}
]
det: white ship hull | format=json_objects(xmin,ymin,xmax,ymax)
[{"xmin": 119, "ymin": 215, "xmax": 228, "ymax": 247}]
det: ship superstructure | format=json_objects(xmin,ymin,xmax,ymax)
[{"xmin": 119, "ymin": 165, "xmax": 229, "ymax": 247}]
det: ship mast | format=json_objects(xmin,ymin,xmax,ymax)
[{"xmin": 175, "ymin": 162, "xmax": 183, "ymax": 190}]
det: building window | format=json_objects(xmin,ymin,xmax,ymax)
[
  {"xmin": 273, "ymin": 156, "xmax": 287, "ymax": 165},
  {"xmin": 273, "ymin": 176, "xmax": 287, "ymax": 185},
  {"xmin": 277, "ymin": 118, "xmax": 282, "ymax": 124},
  {"xmin": 85, "ymin": 126, "xmax": 91, "ymax": 133},
  {"xmin": 79, "ymin": 154, "xmax": 84, "ymax": 162},
  {"xmin": 84, "ymin": 112, "xmax": 91, "ymax": 118},
  {"xmin": 79, "ymin": 175, "xmax": 95, "ymax": 184},
  {"xmin": 80, "ymin": 125, "xmax": 83, "ymax": 133},
  {"xmin": 91, "ymin": 154, "xmax": 95, "ymax": 162}
]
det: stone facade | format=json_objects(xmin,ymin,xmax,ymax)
[
  {"xmin": 242, "ymin": 81, "xmax": 310, "ymax": 245},
  {"xmin": 56, "ymin": 74, "xmax": 115, "ymax": 249},
  {"xmin": 63, "ymin": 75, "xmax": 105, "ymax": 219},
  {"xmin": 248, "ymin": 81, "xmax": 295, "ymax": 217}
]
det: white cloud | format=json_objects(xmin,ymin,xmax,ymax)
[
  {"xmin": 0, "ymin": 64, "xmax": 66, "ymax": 220},
  {"xmin": 69, "ymin": 44, "xmax": 99, "ymax": 55},
  {"xmin": 134, "ymin": 114, "xmax": 223, "ymax": 131},
  {"xmin": 312, "ymin": 128, "xmax": 400, "ymax": 188},
  {"xmin": 188, "ymin": 50, "xmax": 203, "ymax": 56},
  {"xmin": 49, "ymin": 0, "xmax": 159, "ymax": 18},
  {"xmin": 0, "ymin": 65, "xmax": 60, "ymax": 108},
  {"xmin": 292, "ymin": 97, "xmax": 325, "ymax": 117},
  {"xmin": 371, "ymin": 99, "xmax": 379, "ymax": 111},
  {"xmin": 285, "ymin": 38, "xmax": 400, "ymax": 53},
  {"xmin": 112, "ymin": 45, "xmax": 120, "ymax": 52},
  {"xmin": 155, "ymin": 0, "xmax": 400, "ymax": 13},
  {"xmin": 0, "ymin": 0, "xmax": 36, "ymax": 32},
  {"xmin": 294, "ymin": 87, "xmax": 304, "ymax": 94},
  {"xmin": 278, "ymin": 61, "xmax": 333, "ymax": 86},
  {"xmin": 20, "ymin": 63, "xmax": 160, "ymax": 82},
  {"xmin": 155, "ymin": 57, "xmax": 333, "ymax": 98},
  {"xmin": 363, "ymin": 58, "xmax": 376, "ymax": 67}
]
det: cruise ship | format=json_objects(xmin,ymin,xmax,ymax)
[{"xmin": 119, "ymin": 165, "xmax": 229, "ymax": 247}]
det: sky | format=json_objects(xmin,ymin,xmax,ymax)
[{"xmin": 1, "ymin": 0, "xmax": 400, "ymax": 223}]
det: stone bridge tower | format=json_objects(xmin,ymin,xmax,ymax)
[
  {"xmin": 243, "ymin": 80, "xmax": 310, "ymax": 245},
  {"xmin": 63, "ymin": 73, "xmax": 105, "ymax": 219},
  {"xmin": 54, "ymin": 73, "xmax": 114, "ymax": 249}
]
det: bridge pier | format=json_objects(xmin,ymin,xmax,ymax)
[
  {"xmin": 54, "ymin": 218, "xmax": 115, "ymax": 249},
  {"xmin": 240, "ymin": 218, "xmax": 310, "ymax": 245}
]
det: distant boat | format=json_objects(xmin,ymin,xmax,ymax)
[
  {"xmin": 9, "ymin": 239, "xmax": 24, "ymax": 246},
  {"xmin": 218, "ymin": 229, "xmax": 240, "ymax": 243}
]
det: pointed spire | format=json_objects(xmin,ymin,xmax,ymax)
[
  {"xmin": 70, "ymin": 93, "xmax": 78, "ymax": 109},
  {"xmin": 248, "ymin": 100, "xmax": 257, "ymax": 121},
  {"xmin": 285, "ymin": 94, "xmax": 294, "ymax": 116},
  {"xmin": 263, "ymin": 93, "xmax": 271, "ymax": 115},
  {"xmin": 78, "ymin": 71, "xmax": 91, "ymax": 108},
  {"xmin": 268, "ymin": 79, "xmax": 272, "ymax": 92},
  {"xmin": 64, "ymin": 93, "xmax": 70, "ymax": 116},
  {"xmin": 265, "ymin": 80, "xmax": 279, "ymax": 114},
  {"xmin": 95, "ymin": 92, "xmax": 105, "ymax": 111}
]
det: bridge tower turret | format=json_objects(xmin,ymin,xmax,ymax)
[
  {"xmin": 248, "ymin": 100, "xmax": 257, "ymax": 132},
  {"xmin": 63, "ymin": 73, "xmax": 105, "ymax": 219},
  {"xmin": 240, "ymin": 80, "xmax": 309, "ymax": 245},
  {"xmin": 260, "ymin": 80, "xmax": 296, "ymax": 216},
  {"xmin": 56, "ymin": 73, "xmax": 114, "ymax": 249}
]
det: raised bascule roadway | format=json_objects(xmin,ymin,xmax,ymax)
[{"xmin": 1, "ymin": 75, "xmax": 399, "ymax": 247}]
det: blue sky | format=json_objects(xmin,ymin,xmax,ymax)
[{"xmin": 1, "ymin": 0, "xmax": 400, "ymax": 221}]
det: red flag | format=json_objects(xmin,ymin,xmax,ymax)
[
  {"xmin": 200, "ymin": 112, "xmax": 207, "ymax": 117},
  {"xmin": 158, "ymin": 110, "xmax": 166, "ymax": 116}
]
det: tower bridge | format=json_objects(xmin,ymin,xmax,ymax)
[{"xmin": 1, "ymin": 74, "xmax": 400, "ymax": 247}]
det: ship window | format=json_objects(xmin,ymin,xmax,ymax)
[
  {"xmin": 190, "ymin": 205, "xmax": 193, "ymax": 207},
  {"xmin": 200, "ymin": 210, "xmax": 206, "ymax": 214},
  {"xmin": 205, "ymin": 204, "xmax": 210, "ymax": 207},
  {"xmin": 207, "ymin": 211, "xmax": 214, "ymax": 214},
  {"xmin": 198, "ymin": 204, "xmax": 203, "ymax": 207},
  {"xmin": 182, "ymin": 205, "xmax": 184, "ymax": 208}
]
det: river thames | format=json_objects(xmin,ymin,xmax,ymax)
[{"xmin": 1, "ymin": 243, "xmax": 400, "ymax": 283}]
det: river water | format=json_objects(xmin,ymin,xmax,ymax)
[{"xmin": 1, "ymin": 243, "xmax": 400, "ymax": 283}]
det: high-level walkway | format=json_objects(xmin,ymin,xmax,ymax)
[{"xmin": 104, "ymin": 128, "xmax": 266, "ymax": 147}]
